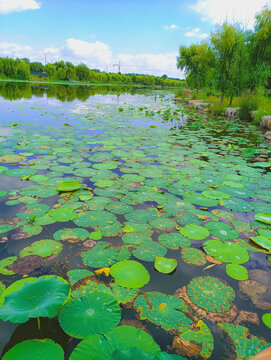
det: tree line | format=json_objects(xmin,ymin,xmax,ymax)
[
  {"xmin": 0, "ymin": 57, "xmax": 182, "ymax": 88},
  {"xmin": 177, "ymin": 6, "xmax": 271, "ymax": 104}
]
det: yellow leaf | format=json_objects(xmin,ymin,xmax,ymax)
[
  {"xmin": 95, "ymin": 267, "xmax": 110, "ymax": 276},
  {"xmin": 203, "ymin": 264, "xmax": 216, "ymax": 270}
]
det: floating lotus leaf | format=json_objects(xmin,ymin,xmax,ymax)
[
  {"xmin": 89, "ymin": 230, "xmax": 103, "ymax": 240},
  {"xmin": 258, "ymin": 228, "xmax": 271, "ymax": 239},
  {"xmin": 132, "ymin": 240, "xmax": 167, "ymax": 262},
  {"xmin": 231, "ymin": 220, "xmax": 253, "ymax": 233},
  {"xmin": 29, "ymin": 174, "xmax": 50, "ymax": 183},
  {"xmin": 262, "ymin": 313, "xmax": 271, "ymax": 328},
  {"xmin": 81, "ymin": 242, "xmax": 119, "ymax": 268},
  {"xmin": 0, "ymin": 154, "xmax": 26, "ymax": 163},
  {"xmin": 0, "ymin": 224, "xmax": 14, "ymax": 234},
  {"xmin": 125, "ymin": 209, "xmax": 157, "ymax": 223},
  {"xmin": 255, "ymin": 213, "xmax": 271, "ymax": 225},
  {"xmin": 6, "ymin": 168, "xmax": 37, "ymax": 177},
  {"xmin": 2, "ymin": 339, "xmax": 64, "ymax": 360},
  {"xmin": 106, "ymin": 202, "xmax": 133, "ymax": 215},
  {"xmin": 67, "ymin": 269, "xmax": 94, "ymax": 285},
  {"xmin": 49, "ymin": 207, "xmax": 78, "ymax": 222},
  {"xmin": 150, "ymin": 218, "xmax": 176, "ymax": 230},
  {"xmin": 53, "ymin": 227, "xmax": 89, "ymax": 241},
  {"xmin": 183, "ymin": 192, "xmax": 219, "ymax": 207},
  {"xmin": 134, "ymin": 291, "xmax": 191, "ymax": 332},
  {"xmin": 226, "ymin": 264, "xmax": 248, "ymax": 280},
  {"xmin": 211, "ymin": 209, "xmax": 236, "ymax": 221},
  {"xmin": 20, "ymin": 223, "xmax": 43, "ymax": 238},
  {"xmin": 0, "ymin": 257, "xmax": 16, "ymax": 275},
  {"xmin": 124, "ymin": 222, "xmax": 153, "ymax": 234},
  {"xmin": 181, "ymin": 248, "xmax": 206, "ymax": 266},
  {"xmin": 59, "ymin": 292, "xmax": 121, "ymax": 338},
  {"xmin": 100, "ymin": 222, "xmax": 123, "ymax": 237},
  {"xmin": 92, "ymin": 161, "xmax": 118, "ymax": 170},
  {"xmin": 0, "ymin": 276, "xmax": 70, "ymax": 323},
  {"xmin": 202, "ymin": 189, "xmax": 231, "ymax": 200},
  {"xmin": 250, "ymin": 236, "xmax": 271, "ymax": 251},
  {"xmin": 0, "ymin": 165, "xmax": 8, "ymax": 173},
  {"xmin": 218, "ymin": 323, "xmax": 270, "ymax": 359},
  {"xmin": 74, "ymin": 210, "xmax": 116, "ymax": 227},
  {"xmin": 203, "ymin": 239, "xmax": 249, "ymax": 264},
  {"xmin": 186, "ymin": 276, "xmax": 235, "ymax": 313},
  {"xmin": 0, "ymin": 190, "xmax": 7, "ymax": 197},
  {"xmin": 204, "ymin": 222, "xmax": 239, "ymax": 240},
  {"xmin": 16, "ymin": 203, "xmax": 51, "ymax": 220},
  {"xmin": 19, "ymin": 240, "xmax": 63, "ymax": 258},
  {"xmin": 180, "ymin": 320, "xmax": 214, "ymax": 359},
  {"xmin": 70, "ymin": 326, "xmax": 160, "ymax": 360},
  {"xmin": 176, "ymin": 211, "xmax": 202, "ymax": 226},
  {"xmin": 222, "ymin": 181, "xmax": 243, "ymax": 188},
  {"xmin": 94, "ymin": 179, "xmax": 116, "ymax": 188},
  {"xmin": 57, "ymin": 180, "xmax": 81, "ymax": 192},
  {"xmin": 180, "ymin": 224, "xmax": 209, "ymax": 241},
  {"xmin": 122, "ymin": 233, "xmax": 152, "ymax": 246},
  {"xmin": 158, "ymin": 233, "xmax": 191, "ymax": 249},
  {"xmin": 155, "ymin": 256, "xmax": 177, "ymax": 273},
  {"xmin": 110, "ymin": 260, "xmax": 150, "ymax": 288},
  {"xmin": 109, "ymin": 348, "xmax": 154, "ymax": 360},
  {"xmin": 222, "ymin": 198, "xmax": 254, "ymax": 213}
]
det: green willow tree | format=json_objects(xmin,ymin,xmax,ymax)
[{"xmin": 177, "ymin": 43, "xmax": 214, "ymax": 91}]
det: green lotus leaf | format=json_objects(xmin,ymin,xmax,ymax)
[
  {"xmin": 258, "ymin": 228, "xmax": 271, "ymax": 239},
  {"xmin": 57, "ymin": 180, "xmax": 81, "ymax": 192},
  {"xmin": 222, "ymin": 181, "xmax": 244, "ymax": 188},
  {"xmin": 16, "ymin": 203, "xmax": 51, "ymax": 220},
  {"xmin": 92, "ymin": 161, "xmax": 118, "ymax": 170},
  {"xmin": 0, "ymin": 165, "xmax": 8, "ymax": 173},
  {"xmin": 0, "ymin": 276, "xmax": 70, "ymax": 323},
  {"xmin": 154, "ymin": 256, "xmax": 177, "ymax": 273},
  {"xmin": 109, "ymin": 348, "xmax": 154, "ymax": 360},
  {"xmin": 88, "ymin": 231, "xmax": 103, "ymax": 240},
  {"xmin": 2, "ymin": 339, "xmax": 64, "ymax": 360},
  {"xmin": 202, "ymin": 189, "xmax": 231, "ymax": 200},
  {"xmin": 204, "ymin": 222, "xmax": 239, "ymax": 240},
  {"xmin": 250, "ymin": 235, "xmax": 271, "ymax": 251},
  {"xmin": 132, "ymin": 240, "xmax": 167, "ymax": 262},
  {"xmin": 183, "ymin": 192, "xmax": 219, "ymax": 207},
  {"xmin": 123, "ymin": 225, "xmax": 135, "ymax": 233},
  {"xmin": 81, "ymin": 242, "xmax": 119, "ymax": 268},
  {"xmin": 218, "ymin": 323, "xmax": 270, "ymax": 359},
  {"xmin": 150, "ymin": 218, "xmax": 176, "ymax": 230},
  {"xmin": 180, "ymin": 320, "xmax": 214, "ymax": 359},
  {"xmin": 67, "ymin": 269, "xmax": 94, "ymax": 285},
  {"xmin": 222, "ymin": 198, "xmax": 254, "ymax": 213},
  {"xmin": 254, "ymin": 213, "xmax": 271, "ymax": 225},
  {"xmin": 181, "ymin": 248, "xmax": 206, "ymax": 266},
  {"xmin": 0, "ymin": 224, "xmax": 14, "ymax": 234},
  {"xmin": 5, "ymin": 168, "xmax": 37, "ymax": 177},
  {"xmin": 203, "ymin": 239, "xmax": 249, "ymax": 264},
  {"xmin": 49, "ymin": 207, "xmax": 78, "ymax": 222},
  {"xmin": 70, "ymin": 326, "xmax": 160, "ymax": 360},
  {"xmin": 29, "ymin": 174, "xmax": 50, "ymax": 183},
  {"xmin": 53, "ymin": 227, "xmax": 89, "ymax": 241},
  {"xmin": 0, "ymin": 256, "xmax": 17, "ymax": 275},
  {"xmin": 110, "ymin": 260, "xmax": 150, "ymax": 288},
  {"xmin": 74, "ymin": 210, "xmax": 116, "ymax": 227},
  {"xmin": 19, "ymin": 240, "xmax": 63, "ymax": 258},
  {"xmin": 106, "ymin": 202, "xmax": 133, "ymax": 215},
  {"xmin": 180, "ymin": 224, "xmax": 209, "ymax": 240},
  {"xmin": 134, "ymin": 291, "xmax": 191, "ymax": 332},
  {"xmin": 158, "ymin": 233, "xmax": 191, "ymax": 249},
  {"xmin": 122, "ymin": 233, "xmax": 152, "ymax": 246},
  {"xmin": 262, "ymin": 313, "xmax": 271, "ymax": 329},
  {"xmin": 59, "ymin": 292, "xmax": 121, "ymax": 338},
  {"xmin": 0, "ymin": 190, "xmax": 7, "ymax": 197},
  {"xmin": 94, "ymin": 179, "xmax": 116, "ymax": 188},
  {"xmin": 186, "ymin": 276, "xmax": 235, "ymax": 313},
  {"xmin": 0, "ymin": 154, "xmax": 26, "ymax": 163},
  {"xmin": 125, "ymin": 209, "xmax": 157, "ymax": 223},
  {"xmin": 225, "ymin": 264, "xmax": 248, "ymax": 280},
  {"xmin": 211, "ymin": 209, "xmax": 236, "ymax": 221}
]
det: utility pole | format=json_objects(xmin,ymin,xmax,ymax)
[
  {"xmin": 113, "ymin": 61, "xmax": 121, "ymax": 73},
  {"xmin": 44, "ymin": 53, "xmax": 47, "ymax": 66}
]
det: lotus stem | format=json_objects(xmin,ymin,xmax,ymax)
[{"xmin": 37, "ymin": 317, "xmax": 40, "ymax": 330}]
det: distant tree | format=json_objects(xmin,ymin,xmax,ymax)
[
  {"xmin": 16, "ymin": 60, "xmax": 30, "ymax": 80},
  {"xmin": 30, "ymin": 62, "xmax": 44, "ymax": 73},
  {"xmin": 75, "ymin": 64, "xmax": 90, "ymax": 81},
  {"xmin": 44, "ymin": 64, "xmax": 57, "ymax": 78},
  {"xmin": 57, "ymin": 67, "xmax": 66, "ymax": 80}
]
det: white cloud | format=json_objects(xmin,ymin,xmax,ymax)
[
  {"xmin": 185, "ymin": 28, "xmax": 209, "ymax": 39},
  {"xmin": 190, "ymin": 0, "xmax": 269, "ymax": 28},
  {"xmin": 163, "ymin": 24, "xmax": 179, "ymax": 30},
  {"xmin": 0, "ymin": 39, "xmax": 184, "ymax": 78},
  {"xmin": 0, "ymin": 0, "xmax": 41, "ymax": 14}
]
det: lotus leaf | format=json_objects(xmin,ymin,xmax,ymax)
[
  {"xmin": 250, "ymin": 236, "xmax": 271, "ymax": 251},
  {"xmin": 0, "ymin": 257, "xmax": 16, "ymax": 275},
  {"xmin": 49, "ymin": 207, "xmax": 78, "ymax": 222},
  {"xmin": 0, "ymin": 276, "xmax": 70, "ymax": 323},
  {"xmin": 204, "ymin": 222, "xmax": 239, "ymax": 240},
  {"xmin": 110, "ymin": 260, "xmax": 150, "ymax": 288},
  {"xmin": 89, "ymin": 230, "xmax": 103, "ymax": 240},
  {"xmin": 262, "ymin": 313, "xmax": 271, "ymax": 328},
  {"xmin": 59, "ymin": 292, "xmax": 121, "ymax": 338},
  {"xmin": 222, "ymin": 198, "xmax": 254, "ymax": 213},
  {"xmin": 132, "ymin": 240, "xmax": 167, "ymax": 262},
  {"xmin": 134, "ymin": 291, "xmax": 191, "ymax": 332},
  {"xmin": 53, "ymin": 227, "xmax": 89, "ymax": 241},
  {"xmin": 180, "ymin": 320, "xmax": 214, "ymax": 359},
  {"xmin": 67, "ymin": 269, "xmax": 94, "ymax": 285},
  {"xmin": 109, "ymin": 348, "xmax": 154, "ymax": 360},
  {"xmin": 70, "ymin": 326, "xmax": 160, "ymax": 360},
  {"xmin": 258, "ymin": 228, "xmax": 271, "ymax": 239},
  {"xmin": 0, "ymin": 190, "xmax": 7, "ymax": 197},
  {"xmin": 0, "ymin": 224, "xmax": 14, "ymax": 234},
  {"xmin": 183, "ymin": 192, "xmax": 219, "ymax": 207},
  {"xmin": 122, "ymin": 233, "xmax": 152, "ymax": 246},
  {"xmin": 202, "ymin": 189, "xmax": 231, "ymax": 200},
  {"xmin": 125, "ymin": 209, "xmax": 157, "ymax": 223},
  {"xmin": 74, "ymin": 210, "xmax": 116, "ymax": 227},
  {"xmin": 81, "ymin": 242, "xmax": 119, "ymax": 268},
  {"xmin": 0, "ymin": 165, "xmax": 8, "ymax": 173},
  {"xmin": 106, "ymin": 202, "xmax": 133, "ymax": 215},
  {"xmin": 180, "ymin": 224, "xmax": 209, "ymax": 241},
  {"xmin": 29, "ymin": 174, "xmax": 50, "ymax": 183},
  {"xmin": 57, "ymin": 180, "xmax": 81, "ymax": 192},
  {"xmin": 203, "ymin": 239, "xmax": 249, "ymax": 264},
  {"xmin": 226, "ymin": 264, "xmax": 248, "ymax": 280},
  {"xmin": 19, "ymin": 240, "xmax": 63, "ymax": 258},
  {"xmin": 254, "ymin": 213, "xmax": 271, "ymax": 225},
  {"xmin": 186, "ymin": 276, "xmax": 235, "ymax": 313},
  {"xmin": 2, "ymin": 339, "xmax": 64, "ymax": 360},
  {"xmin": 158, "ymin": 233, "xmax": 191, "ymax": 249},
  {"xmin": 0, "ymin": 154, "xmax": 26, "ymax": 163},
  {"xmin": 181, "ymin": 248, "xmax": 206, "ymax": 266},
  {"xmin": 155, "ymin": 256, "xmax": 177, "ymax": 273},
  {"xmin": 222, "ymin": 181, "xmax": 243, "ymax": 188},
  {"xmin": 218, "ymin": 323, "xmax": 270, "ymax": 359},
  {"xmin": 150, "ymin": 218, "xmax": 176, "ymax": 230}
]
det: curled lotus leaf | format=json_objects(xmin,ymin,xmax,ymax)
[
  {"xmin": 180, "ymin": 224, "xmax": 209, "ymax": 241},
  {"xmin": 180, "ymin": 320, "xmax": 214, "ymax": 359},
  {"xmin": 254, "ymin": 213, "xmax": 271, "ymax": 225},
  {"xmin": 226, "ymin": 264, "xmax": 248, "ymax": 281},
  {"xmin": 110, "ymin": 260, "xmax": 150, "ymax": 289},
  {"xmin": 203, "ymin": 239, "xmax": 249, "ymax": 264},
  {"xmin": 57, "ymin": 180, "xmax": 81, "ymax": 192},
  {"xmin": 81, "ymin": 242, "xmax": 119, "ymax": 268},
  {"xmin": 70, "ymin": 326, "xmax": 160, "ymax": 360},
  {"xmin": 19, "ymin": 240, "xmax": 63, "ymax": 258},
  {"xmin": 0, "ymin": 276, "xmax": 70, "ymax": 323},
  {"xmin": 135, "ymin": 291, "xmax": 191, "ymax": 332},
  {"xmin": 186, "ymin": 276, "xmax": 235, "ymax": 313},
  {"xmin": 218, "ymin": 323, "xmax": 270, "ymax": 359},
  {"xmin": 181, "ymin": 248, "xmax": 206, "ymax": 266},
  {"xmin": 250, "ymin": 236, "xmax": 271, "ymax": 251},
  {"xmin": 59, "ymin": 292, "xmax": 121, "ymax": 338},
  {"xmin": 154, "ymin": 256, "xmax": 177, "ymax": 274},
  {"xmin": 202, "ymin": 189, "xmax": 231, "ymax": 200},
  {"xmin": 2, "ymin": 339, "xmax": 64, "ymax": 360},
  {"xmin": 204, "ymin": 222, "xmax": 239, "ymax": 240}
]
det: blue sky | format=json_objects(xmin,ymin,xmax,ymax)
[{"xmin": 0, "ymin": 0, "xmax": 268, "ymax": 78}]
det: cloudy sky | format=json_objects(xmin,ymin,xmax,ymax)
[{"xmin": 0, "ymin": 0, "xmax": 269, "ymax": 78}]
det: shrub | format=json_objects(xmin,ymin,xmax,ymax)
[
  {"xmin": 239, "ymin": 95, "xmax": 259, "ymax": 120},
  {"xmin": 208, "ymin": 103, "xmax": 225, "ymax": 115}
]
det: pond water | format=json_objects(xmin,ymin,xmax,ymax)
[{"xmin": 0, "ymin": 82, "xmax": 271, "ymax": 360}]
